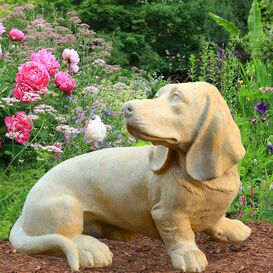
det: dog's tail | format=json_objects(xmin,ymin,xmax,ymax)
[{"xmin": 9, "ymin": 216, "xmax": 79, "ymax": 271}]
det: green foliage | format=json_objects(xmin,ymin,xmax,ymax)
[
  {"xmin": 33, "ymin": 0, "xmax": 267, "ymax": 76},
  {"xmin": 208, "ymin": 12, "xmax": 240, "ymax": 36},
  {"xmin": 37, "ymin": 0, "xmax": 253, "ymax": 76},
  {"xmin": 247, "ymin": 0, "xmax": 264, "ymax": 40},
  {"xmin": 208, "ymin": 0, "xmax": 272, "ymax": 62},
  {"xmin": 0, "ymin": 166, "xmax": 47, "ymax": 239},
  {"xmin": 189, "ymin": 39, "xmax": 242, "ymax": 104},
  {"xmin": 76, "ymin": 0, "xmax": 208, "ymax": 74}
]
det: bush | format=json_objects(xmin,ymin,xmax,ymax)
[{"xmin": 39, "ymin": 0, "xmax": 253, "ymax": 76}]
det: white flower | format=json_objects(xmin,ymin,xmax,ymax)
[
  {"xmin": 62, "ymin": 48, "xmax": 80, "ymax": 65},
  {"xmin": 85, "ymin": 115, "xmax": 107, "ymax": 144},
  {"xmin": 33, "ymin": 104, "xmax": 57, "ymax": 114},
  {"xmin": 28, "ymin": 113, "xmax": 39, "ymax": 120},
  {"xmin": 56, "ymin": 125, "xmax": 79, "ymax": 135}
]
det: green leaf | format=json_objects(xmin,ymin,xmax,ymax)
[
  {"xmin": 35, "ymin": 150, "xmax": 55, "ymax": 160},
  {"xmin": 238, "ymin": 87, "xmax": 259, "ymax": 97},
  {"xmin": 247, "ymin": 0, "xmax": 264, "ymax": 40},
  {"xmin": 208, "ymin": 12, "xmax": 240, "ymax": 36}
]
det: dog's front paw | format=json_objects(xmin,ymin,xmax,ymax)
[
  {"xmin": 205, "ymin": 218, "xmax": 251, "ymax": 243},
  {"xmin": 170, "ymin": 246, "xmax": 208, "ymax": 273},
  {"xmin": 73, "ymin": 235, "xmax": 113, "ymax": 268}
]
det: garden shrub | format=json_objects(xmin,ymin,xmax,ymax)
[{"xmin": 36, "ymin": 0, "xmax": 258, "ymax": 77}]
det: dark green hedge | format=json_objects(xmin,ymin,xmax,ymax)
[{"xmin": 37, "ymin": 0, "xmax": 254, "ymax": 76}]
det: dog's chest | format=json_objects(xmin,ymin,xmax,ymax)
[{"xmin": 173, "ymin": 167, "xmax": 240, "ymax": 231}]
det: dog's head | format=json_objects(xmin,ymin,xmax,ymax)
[{"xmin": 123, "ymin": 82, "xmax": 245, "ymax": 181}]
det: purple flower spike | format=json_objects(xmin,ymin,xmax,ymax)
[
  {"xmin": 233, "ymin": 50, "xmax": 240, "ymax": 58},
  {"xmin": 217, "ymin": 48, "xmax": 225, "ymax": 60},
  {"xmin": 268, "ymin": 143, "xmax": 273, "ymax": 153},
  {"xmin": 255, "ymin": 102, "xmax": 268, "ymax": 115},
  {"xmin": 67, "ymin": 95, "xmax": 75, "ymax": 104}
]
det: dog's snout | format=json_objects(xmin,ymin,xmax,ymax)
[{"xmin": 123, "ymin": 102, "xmax": 134, "ymax": 118}]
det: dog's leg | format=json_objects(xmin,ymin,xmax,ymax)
[
  {"xmin": 21, "ymin": 194, "xmax": 113, "ymax": 269},
  {"xmin": 151, "ymin": 207, "xmax": 207, "ymax": 273},
  {"xmin": 72, "ymin": 234, "xmax": 113, "ymax": 268},
  {"xmin": 11, "ymin": 195, "xmax": 84, "ymax": 271},
  {"xmin": 10, "ymin": 216, "xmax": 80, "ymax": 271},
  {"xmin": 203, "ymin": 216, "xmax": 251, "ymax": 243}
]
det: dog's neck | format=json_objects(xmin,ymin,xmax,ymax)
[{"xmin": 170, "ymin": 149, "xmax": 189, "ymax": 179}]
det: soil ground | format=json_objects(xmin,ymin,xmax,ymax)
[{"xmin": 0, "ymin": 221, "xmax": 272, "ymax": 273}]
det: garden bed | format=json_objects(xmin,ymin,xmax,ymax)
[{"xmin": 0, "ymin": 221, "xmax": 272, "ymax": 273}]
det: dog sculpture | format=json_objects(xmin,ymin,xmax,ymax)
[{"xmin": 10, "ymin": 82, "xmax": 251, "ymax": 272}]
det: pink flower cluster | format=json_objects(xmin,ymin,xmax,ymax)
[
  {"xmin": 12, "ymin": 48, "xmax": 77, "ymax": 103},
  {"xmin": 4, "ymin": 112, "xmax": 33, "ymax": 144},
  {"xmin": 3, "ymin": 36, "xmax": 78, "ymax": 148}
]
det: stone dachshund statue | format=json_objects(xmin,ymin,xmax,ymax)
[{"xmin": 10, "ymin": 82, "xmax": 251, "ymax": 272}]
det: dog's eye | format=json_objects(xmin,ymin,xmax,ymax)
[{"xmin": 172, "ymin": 92, "xmax": 181, "ymax": 102}]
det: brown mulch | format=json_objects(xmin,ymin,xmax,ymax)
[{"xmin": 0, "ymin": 221, "xmax": 272, "ymax": 273}]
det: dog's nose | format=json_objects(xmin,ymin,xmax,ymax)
[{"xmin": 123, "ymin": 102, "xmax": 134, "ymax": 118}]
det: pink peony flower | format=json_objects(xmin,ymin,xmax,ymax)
[
  {"xmin": 4, "ymin": 112, "xmax": 33, "ymax": 144},
  {"xmin": 0, "ymin": 23, "xmax": 5, "ymax": 35},
  {"xmin": 69, "ymin": 64, "xmax": 79, "ymax": 73},
  {"xmin": 30, "ymin": 49, "xmax": 60, "ymax": 76},
  {"xmin": 62, "ymin": 48, "xmax": 79, "ymax": 65},
  {"xmin": 8, "ymin": 28, "xmax": 25, "ymax": 42},
  {"xmin": 16, "ymin": 61, "xmax": 50, "ymax": 91},
  {"xmin": 55, "ymin": 71, "xmax": 76, "ymax": 95},
  {"xmin": 0, "ymin": 139, "xmax": 2, "ymax": 149},
  {"xmin": 13, "ymin": 82, "xmax": 36, "ymax": 104}
]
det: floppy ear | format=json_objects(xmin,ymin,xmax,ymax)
[
  {"xmin": 186, "ymin": 95, "xmax": 245, "ymax": 181},
  {"xmin": 149, "ymin": 145, "xmax": 172, "ymax": 173}
]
